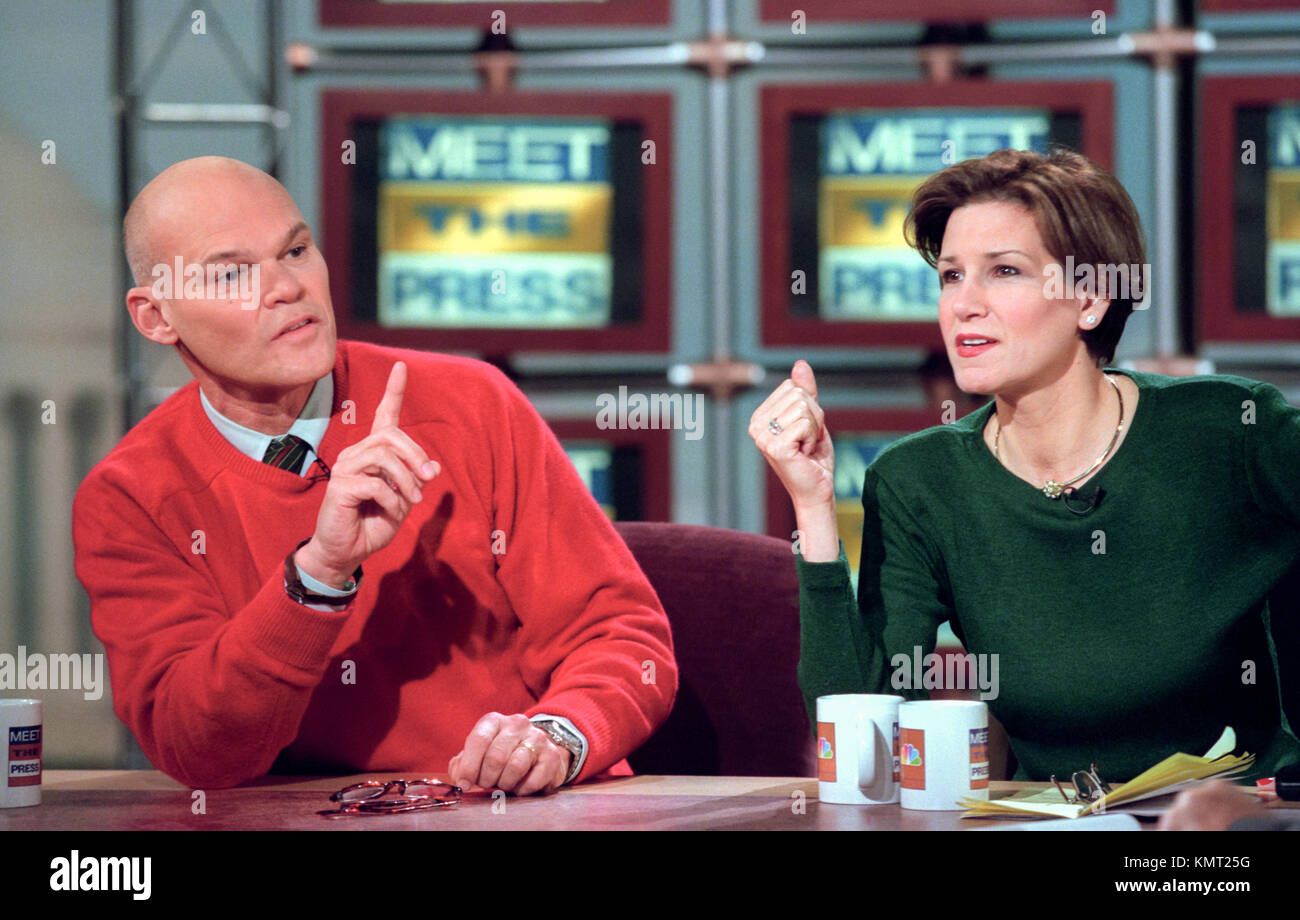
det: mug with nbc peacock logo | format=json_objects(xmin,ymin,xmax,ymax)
[
  {"xmin": 815, "ymin": 694, "xmax": 903, "ymax": 805},
  {"xmin": 898, "ymin": 700, "xmax": 989, "ymax": 811}
]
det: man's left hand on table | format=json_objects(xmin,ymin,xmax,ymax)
[{"xmin": 449, "ymin": 712, "xmax": 571, "ymax": 797}]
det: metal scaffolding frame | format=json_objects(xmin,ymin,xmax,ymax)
[
  {"xmin": 114, "ymin": 0, "xmax": 286, "ymax": 429},
  {"xmin": 113, "ymin": 0, "xmax": 1300, "ymax": 529},
  {"xmin": 110, "ymin": 0, "xmax": 286, "ymax": 766}
]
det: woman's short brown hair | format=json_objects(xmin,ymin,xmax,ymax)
[{"xmin": 903, "ymin": 148, "xmax": 1146, "ymax": 366}]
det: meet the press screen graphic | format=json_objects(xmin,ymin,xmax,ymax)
[
  {"xmin": 818, "ymin": 109, "xmax": 1052, "ymax": 322},
  {"xmin": 831, "ymin": 435, "xmax": 897, "ymax": 587},
  {"xmin": 562, "ymin": 442, "xmax": 615, "ymax": 519},
  {"xmin": 378, "ymin": 116, "xmax": 614, "ymax": 328},
  {"xmin": 1269, "ymin": 105, "xmax": 1300, "ymax": 317}
]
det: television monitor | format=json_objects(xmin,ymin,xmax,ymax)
[
  {"xmin": 763, "ymin": 406, "xmax": 978, "ymax": 656},
  {"xmin": 1199, "ymin": 76, "xmax": 1300, "ymax": 342},
  {"xmin": 561, "ymin": 442, "xmax": 618, "ymax": 519},
  {"xmin": 1200, "ymin": 0, "xmax": 1300, "ymax": 10},
  {"xmin": 764, "ymin": 407, "xmax": 943, "ymax": 584},
  {"xmin": 319, "ymin": 0, "xmax": 673, "ymax": 28},
  {"xmin": 757, "ymin": 0, "xmax": 1113, "ymax": 24},
  {"xmin": 760, "ymin": 80, "xmax": 1114, "ymax": 348},
  {"xmin": 321, "ymin": 90, "xmax": 672, "ymax": 354},
  {"xmin": 550, "ymin": 421, "xmax": 671, "ymax": 522}
]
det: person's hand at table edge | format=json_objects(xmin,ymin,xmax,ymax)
[
  {"xmin": 449, "ymin": 712, "xmax": 571, "ymax": 796},
  {"xmin": 1157, "ymin": 779, "xmax": 1267, "ymax": 831}
]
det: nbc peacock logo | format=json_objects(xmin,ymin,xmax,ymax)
[
  {"xmin": 899, "ymin": 727, "xmax": 926, "ymax": 790},
  {"xmin": 816, "ymin": 722, "xmax": 837, "ymax": 782}
]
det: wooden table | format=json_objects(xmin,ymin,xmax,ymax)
[
  {"xmin": 10, "ymin": 771, "xmax": 1294, "ymax": 831},
  {"xmin": 4, "ymin": 771, "xmax": 1052, "ymax": 831},
  {"xmin": 11, "ymin": 771, "xmax": 1293, "ymax": 910}
]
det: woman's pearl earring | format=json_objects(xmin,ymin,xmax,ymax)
[{"xmin": 1085, "ymin": 315, "xmax": 1097, "ymax": 325}]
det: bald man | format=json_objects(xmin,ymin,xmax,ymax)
[{"xmin": 74, "ymin": 157, "xmax": 676, "ymax": 793}]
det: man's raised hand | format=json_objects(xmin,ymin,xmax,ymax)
[
  {"xmin": 370, "ymin": 357, "xmax": 406, "ymax": 433},
  {"xmin": 295, "ymin": 361, "xmax": 439, "ymax": 588}
]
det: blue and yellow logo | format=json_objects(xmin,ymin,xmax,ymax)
[
  {"xmin": 818, "ymin": 110, "xmax": 1051, "ymax": 321},
  {"xmin": 377, "ymin": 117, "xmax": 614, "ymax": 328}
]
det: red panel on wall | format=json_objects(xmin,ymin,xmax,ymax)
[
  {"xmin": 1198, "ymin": 75, "xmax": 1300, "ymax": 343},
  {"xmin": 320, "ymin": 0, "xmax": 672, "ymax": 28}
]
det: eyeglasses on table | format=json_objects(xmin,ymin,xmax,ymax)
[
  {"xmin": 318, "ymin": 779, "xmax": 462, "ymax": 817},
  {"xmin": 1050, "ymin": 763, "xmax": 1112, "ymax": 805}
]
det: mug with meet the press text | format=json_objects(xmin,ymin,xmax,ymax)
[
  {"xmin": 816, "ymin": 694, "xmax": 903, "ymax": 805},
  {"xmin": 1, "ymin": 698, "xmax": 42, "ymax": 808},
  {"xmin": 898, "ymin": 700, "xmax": 988, "ymax": 811}
]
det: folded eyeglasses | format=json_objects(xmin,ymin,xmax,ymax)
[
  {"xmin": 1050, "ymin": 763, "xmax": 1112, "ymax": 805},
  {"xmin": 318, "ymin": 779, "xmax": 462, "ymax": 817}
]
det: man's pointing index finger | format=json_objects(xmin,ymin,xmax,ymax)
[{"xmin": 371, "ymin": 361, "xmax": 407, "ymax": 433}]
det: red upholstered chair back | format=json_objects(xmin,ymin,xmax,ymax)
[{"xmin": 614, "ymin": 522, "xmax": 816, "ymax": 777}]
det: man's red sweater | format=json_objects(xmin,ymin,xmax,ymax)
[{"xmin": 73, "ymin": 340, "xmax": 676, "ymax": 788}]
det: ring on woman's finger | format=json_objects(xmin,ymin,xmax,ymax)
[{"xmin": 767, "ymin": 418, "xmax": 783, "ymax": 435}]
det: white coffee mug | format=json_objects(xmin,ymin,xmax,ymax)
[
  {"xmin": 815, "ymin": 694, "xmax": 903, "ymax": 805},
  {"xmin": 1, "ymin": 698, "xmax": 42, "ymax": 808},
  {"xmin": 898, "ymin": 700, "xmax": 989, "ymax": 810}
]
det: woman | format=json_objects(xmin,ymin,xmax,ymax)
[{"xmin": 751, "ymin": 147, "xmax": 1300, "ymax": 782}]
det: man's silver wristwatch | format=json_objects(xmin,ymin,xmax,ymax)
[{"xmin": 531, "ymin": 718, "xmax": 585, "ymax": 784}]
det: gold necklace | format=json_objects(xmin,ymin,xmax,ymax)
[{"xmin": 994, "ymin": 374, "xmax": 1125, "ymax": 500}]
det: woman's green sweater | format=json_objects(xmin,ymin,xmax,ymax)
[{"xmin": 797, "ymin": 370, "xmax": 1300, "ymax": 781}]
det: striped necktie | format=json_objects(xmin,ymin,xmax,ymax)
[{"xmin": 262, "ymin": 434, "xmax": 310, "ymax": 474}]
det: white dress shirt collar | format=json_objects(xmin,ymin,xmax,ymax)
[{"xmin": 199, "ymin": 373, "xmax": 333, "ymax": 474}]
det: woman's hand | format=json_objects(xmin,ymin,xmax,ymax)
[
  {"xmin": 750, "ymin": 360, "xmax": 835, "ymax": 508},
  {"xmin": 749, "ymin": 361, "xmax": 840, "ymax": 561}
]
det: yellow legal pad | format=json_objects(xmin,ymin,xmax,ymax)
[{"xmin": 959, "ymin": 727, "xmax": 1254, "ymax": 820}]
